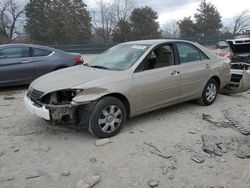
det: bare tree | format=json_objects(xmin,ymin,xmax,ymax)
[
  {"xmin": 92, "ymin": 0, "xmax": 135, "ymax": 43},
  {"xmin": 92, "ymin": 0, "xmax": 116, "ymax": 43},
  {"xmin": 232, "ymin": 10, "xmax": 250, "ymax": 35},
  {"xmin": 162, "ymin": 20, "xmax": 180, "ymax": 38},
  {"xmin": 113, "ymin": 0, "xmax": 135, "ymax": 22},
  {"xmin": 0, "ymin": 0, "xmax": 23, "ymax": 42}
]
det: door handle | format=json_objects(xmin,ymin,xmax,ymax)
[
  {"xmin": 171, "ymin": 70, "xmax": 180, "ymax": 76},
  {"xmin": 21, "ymin": 60, "xmax": 31, "ymax": 63}
]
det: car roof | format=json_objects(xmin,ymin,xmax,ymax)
[
  {"xmin": 123, "ymin": 39, "xmax": 196, "ymax": 45},
  {"xmin": 0, "ymin": 43, "xmax": 59, "ymax": 52}
]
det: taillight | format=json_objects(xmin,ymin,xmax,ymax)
[{"xmin": 74, "ymin": 56, "xmax": 84, "ymax": 64}]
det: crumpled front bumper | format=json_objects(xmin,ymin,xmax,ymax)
[{"xmin": 24, "ymin": 93, "xmax": 50, "ymax": 120}]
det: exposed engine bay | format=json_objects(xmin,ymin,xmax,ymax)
[{"xmin": 27, "ymin": 89, "xmax": 85, "ymax": 124}]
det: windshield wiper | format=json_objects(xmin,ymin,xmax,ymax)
[{"xmin": 90, "ymin": 65, "xmax": 110, "ymax": 70}]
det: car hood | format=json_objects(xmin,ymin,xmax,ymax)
[{"xmin": 30, "ymin": 66, "xmax": 119, "ymax": 94}]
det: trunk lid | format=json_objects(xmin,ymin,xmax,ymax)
[{"xmin": 227, "ymin": 38, "xmax": 250, "ymax": 55}]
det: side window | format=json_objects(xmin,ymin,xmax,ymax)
[
  {"xmin": 136, "ymin": 44, "xmax": 174, "ymax": 72},
  {"xmin": 33, "ymin": 48, "xmax": 52, "ymax": 57},
  {"xmin": 176, "ymin": 43, "xmax": 208, "ymax": 64},
  {"xmin": 0, "ymin": 47, "xmax": 30, "ymax": 59}
]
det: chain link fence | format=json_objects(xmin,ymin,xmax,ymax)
[{"xmin": 49, "ymin": 35, "xmax": 237, "ymax": 54}]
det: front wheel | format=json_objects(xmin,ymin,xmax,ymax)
[
  {"xmin": 198, "ymin": 79, "xmax": 219, "ymax": 106},
  {"xmin": 88, "ymin": 97, "xmax": 126, "ymax": 138}
]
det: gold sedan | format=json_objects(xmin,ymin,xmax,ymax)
[{"xmin": 24, "ymin": 40, "xmax": 231, "ymax": 138}]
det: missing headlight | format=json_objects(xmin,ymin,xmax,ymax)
[{"xmin": 41, "ymin": 89, "xmax": 83, "ymax": 105}]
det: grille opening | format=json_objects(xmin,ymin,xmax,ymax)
[{"xmin": 28, "ymin": 88, "xmax": 44, "ymax": 101}]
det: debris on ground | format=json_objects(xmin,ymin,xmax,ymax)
[
  {"xmin": 14, "ymin": 149, "xmax": 20, "ymax": 152},
  {"xmin": 220, "ymin": 158, "xmax": 227, "ymax": 163},
  {"xmin": 174, "ymin": 143, "xmax": 199, "ymax": 154},
  {"xmin": 202, "ymin": 135, "xmax": 223, "ymax": 156},
  {"xmin": 26, "ymin": 170, "xmax": 48, "ymax": 179},
  {"xmin": 223, "ymin": 110, "xmax": 250, "ymax": 135},
  {"xmin": 191, "ymin": 154, "xmax": 205, "ymax": 163},
  {"xmin": 202, "ymin": 113, "xmax": 250, "ymax": 135},
  {"xmin": 0, "ymin": 152, "xmax": 4, "ymax": 157},
  {"xmin": 202, "ymin": 114, "xmax": 227, "ymax": 128},
  {"xmin": 202, "ymin": 134, "xmax": 250, "ymax": 159},
  {"xmin": 3, "ymin": 97, "xmax": 15, "ymax": 100},
  {"xmin": 188, "ymin": 131, "xmax": 196, "ymax": 134},
  {"xmin": 144, "ymin": 141, "xmax": 172, "ymax": 159},
  {"xmin": 236, "ymin": 144, "xmax": 250, "ymax": 159},
  {"xmin": 61, "ymin": 171, "xmax": 71, "ymax": 177},
  {"xmin": 76, "ymin": 175, "xmax": 100, "ymax": 188},
  {"xmin": 89, "ymin": 157, "xmax": 97, "ymax": 163},
  {"xmin": 160, "ymin": 164, "xmax": 177, "ymax": 180},
  {"xmin": 148, "ymin": 180, "xmax": 159, "ymax": 187},
  {"xmin": 168, "ymin": 175, "xmax": 175, "ymax": 180},
  {"xmin": 207, "ymin": 164, "xmax": 214, "ymax": 168},
  {"xmin": 128, "ymin": 177, "xmax": 145, "ymax": 187},
  {"xmin": 26, "ymin": 174, "xmax": 41, "ymax": 179},
  {"xmin": 95, "ymin": 138, "xmax": 111, "ymax": 147},
  {"xmin": 0, "ymin": 176, "xmax": 15, "ymax": 183}
]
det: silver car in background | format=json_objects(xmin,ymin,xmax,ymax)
[{"xmin": 0, "ymin": 44, "xmax": 84, "ymax": 87}]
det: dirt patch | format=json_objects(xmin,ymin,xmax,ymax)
[{"xmin": 0, "ymin": 88, "xmax": 250, "ymax": 187}]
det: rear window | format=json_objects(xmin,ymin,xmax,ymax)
[
  {"xmin": 176, "ymin": 43, "xmax": 209, "ymax": 64},
  {"xmin": 33, "ymin": 48, "xmax": 52, "ymax": 57}
]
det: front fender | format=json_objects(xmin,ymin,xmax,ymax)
[{"xmin": 72, "ymin": 87, "xmax": 110, "ymax": 104}]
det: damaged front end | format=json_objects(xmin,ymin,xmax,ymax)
[
  {"xmin": 26, "ymin": 88, "xmax": 90, "ymax": 125},
  {"xmin": 41, "ymin": 89, "xmax": 84, "ymax": 122}
]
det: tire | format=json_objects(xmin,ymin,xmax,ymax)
[
  {"xmin": 198, "ymin": 79, "xmax": 219, "ymax": 106},
  {"xmin": 88, "ymin": 96, "xmax": 126, "ymax": 138}
]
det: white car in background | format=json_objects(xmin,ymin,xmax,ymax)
[{"xmin": 221, "ymin": 38, "xmax": 250, "ymax": 94}]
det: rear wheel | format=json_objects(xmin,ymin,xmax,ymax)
[
  {"xmin": 88, "ymin": 97, "xmax": 126, "ymax": 138},
  {"xmin": 198, "ymin": 79, "xmax": 219, "ymax": 106}
]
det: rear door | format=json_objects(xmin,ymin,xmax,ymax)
[
  {"xmin": 175, "ymin": 42, "xmax": 211, "ymax": 100},
  {"xmin": 0, "ymin": 46, "xmax": 33, "ymax": 86},
  {"xmin": 31, "ymin": 47, "xmax": 55, "ymax": 79}
]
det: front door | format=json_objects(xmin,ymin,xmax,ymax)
[{"xmin": 132, "ymin": 44, "xmax": 180, "ymax": 113}]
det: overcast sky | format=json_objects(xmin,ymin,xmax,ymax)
[
  {"xmin": 21, "ymin": 0, "xmax": 250, "ymax": 26},
  {"xmin": 85, "ymin": 0, "xmax": 250, "ymax": 26}
]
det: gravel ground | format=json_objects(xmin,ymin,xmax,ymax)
[{"xmin": 0, "ymin": 86, "xmax": 250, "ymax": 188}]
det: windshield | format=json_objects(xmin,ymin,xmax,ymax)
[{"xmin": 87, "ymin": 44, "xmax": 149, "ymax": 70}]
